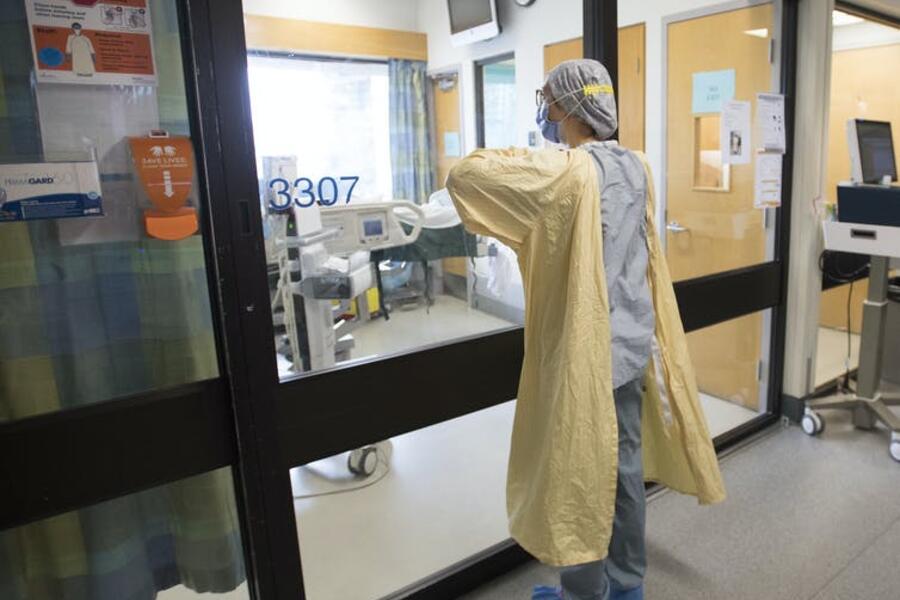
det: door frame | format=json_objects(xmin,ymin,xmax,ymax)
[
  {"xmin": 428, "ymin": 62, "xmax": 468, "ymax": 187},
  {"xmin": 474, "ymin": 52, "xmax": 516, "ymax": 148},
  {"xmin": 658, "ymin": 0, "xmax": 796, "ymax": 426}
]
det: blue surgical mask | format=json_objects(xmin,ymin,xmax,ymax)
[{"xmin": 536, "ymin": 102, "xmax": 561, "ymax": 144}]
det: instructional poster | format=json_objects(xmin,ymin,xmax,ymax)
[
  {"xmin": 754, "ymin": 153, "xmax": 783, "ymax": 209},
  {"xmin": 27, "ymin": 0, "xmax": 157, "ymax": 86},
  {"xmin": 756, "ymin": 93, "xmax": 786, "ymax": 153}
]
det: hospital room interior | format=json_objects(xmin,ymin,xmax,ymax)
[{"xmin": 2, "ymin": 0, "xmax": 900, "ymax": 599}]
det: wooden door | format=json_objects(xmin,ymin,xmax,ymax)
[
  {"xmin": 542, "ymin": 23, "xmax": 646, "ymax": 151},
  {"xmin": 667, "ymin": 4, "xmax": 775, "ymax": 409},
  {"xmin": 432, "ymin": 74, "xmax": 461, "ymax": 188},
  {"xmin": 431, "ymin": 73, "xmax": 467, "ymax": 277},
  {"xmin": 617, "ymin": 24, "xmax": 645, "ymax": 152}
]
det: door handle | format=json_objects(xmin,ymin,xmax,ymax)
[{"xmin": 667, "ymin": 221, "xmax": 690, "ymax": 233}]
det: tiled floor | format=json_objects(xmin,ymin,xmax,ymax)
[
  {"xmin": 156, "ymin": 400, "xmax": 900, "ymax": 600},
  {"xmin": 461, "ymin": 405, "xmax": 900, "ymax": 600},
  {"xmin": 284, "ymin": 393, "xmax": 756, "ymax": 600}
]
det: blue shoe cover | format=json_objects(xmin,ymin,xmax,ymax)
[
  {"xmin": 532, "ymin": 585, "xmax": 563, "ymax": 599},
  {"xmin": 610, "ymin": 584, "xmax": 643, "ymax": 600}
]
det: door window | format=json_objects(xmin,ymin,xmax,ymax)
[
  {"xmin": 477, "ymin": 57, "xmax": 517, "ymax": 148},
  {"xmin": 0, "ymin": 0, "xmax": 218, "ymax": 422},
  {"xmin": 242, "ymin": 13, "xmax": 531, "ymax": 382},
  {"xmin": 238, "ymin": 1, "xmax": 584, "ymax": 597}
]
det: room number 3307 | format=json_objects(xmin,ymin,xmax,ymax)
[{"xmin": 267, "ymin": 176, "xmax": 360, "ymax": 211}]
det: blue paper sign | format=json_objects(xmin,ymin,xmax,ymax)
[
  {"xmin": 444, "ymin": 131, "xmax": 461, "ymax": 158},
  {"xmin": 692, "ymin": 69, "xmax": 736, "ymax": 114}
]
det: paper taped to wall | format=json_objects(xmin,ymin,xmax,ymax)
[
  {"xmin": 444, "ymin": 131, "xmax": 462, "ymax": 157},
  {"xmin": 692, "ymin": 69, "xmax": 735, "ymax": 114},
  {"xmin": 721, "ymin": 100, "xmax": 752, "ymax": 165},
  {"xmin": 754, "ymin": 153, "xmax": 783, "ymax": 208},
  {"xmin": 26, "ymin": 0, "xmax": 157, "ymax": 86},
  {"xmin": 756, "ymin": 93, "xmax": 786, "ymax": 153}
]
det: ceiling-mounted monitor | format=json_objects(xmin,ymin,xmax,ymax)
[{"xmin": 448, "ymin": 0, "xmax": 500, "ymax": 47}]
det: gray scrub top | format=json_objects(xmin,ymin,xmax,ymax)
[{"xmin": 582, "ymin": 141, "xmax": 655, "ymax": 389}]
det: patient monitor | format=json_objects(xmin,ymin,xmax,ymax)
[{"xmin": 320, "ymin": 201, "xmax": 425, "ymax": 256}]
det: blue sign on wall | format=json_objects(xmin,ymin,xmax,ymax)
[{"xmin": 692, "ymin": 69, "xmax": 736, "ymax": 114}]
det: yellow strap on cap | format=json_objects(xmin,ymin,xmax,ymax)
[{"xmin": 583, "ymin": 83, "xmax": 614, "ymax": 96}]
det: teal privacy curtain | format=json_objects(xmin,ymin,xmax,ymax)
[
  {"xmin": 389, "ymin": 59, "xmax": 435, "ymax": 204},
  {"xmin": 0, "ymin": 1, "xmax": 245, "ymax": 598}
]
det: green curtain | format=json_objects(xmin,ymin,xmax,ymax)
[
  {"xmin": 389, "ymin": 59, "xmax": 435, "ymax": 204},
  {"xmin": 0, "ymin": 1, "xmax": 246, "ymax": 598}
]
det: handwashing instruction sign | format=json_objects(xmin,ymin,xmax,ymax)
[
  {"xmin": 0, "ymin": 161, "xmax": 103, "ymax": 222},
  {"xmin": 27, "ymin": 0, "xmax": 157, "ymax": 86}
]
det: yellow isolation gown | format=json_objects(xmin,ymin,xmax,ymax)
[{"xmin": 447, "ymin": 147, "xmax": 725, "ymax": 567}]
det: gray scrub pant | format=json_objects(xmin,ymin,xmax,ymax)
[{"xmin": 559, "ymin": 377, "xmax": 646, "ymax": 600}]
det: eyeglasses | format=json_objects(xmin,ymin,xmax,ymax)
[{"xmin": 535, "ymin": 88, "xmax": 546, "ymax": 108}]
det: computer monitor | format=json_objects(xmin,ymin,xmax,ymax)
[
  {"xmin": 847, "ymin": 119, "xmax": 897, "ymax": 184},
  {"xmin": 447, "ymin": 0, "xmax": 500, "ymax": 47}
]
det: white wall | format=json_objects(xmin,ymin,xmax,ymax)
[
  {"xmin": 417, "ymin": 0, "xmax": 582, "ymax": 156},
  {"xmin": 242, "ymin": 0, "xmax": 420, "ymax": 31}
]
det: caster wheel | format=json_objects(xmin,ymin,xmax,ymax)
[
  {"xmin": 801, "ymin": 410, "xmax": 825, "ymax": 436},
  {"xmin": 891, "ymin": 435, "xmax": 900, "ymax": 463},
  {"xmin": 348, "ymin": 446, "xmax": 378, "ymax": 477}
]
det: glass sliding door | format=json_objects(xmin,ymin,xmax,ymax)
[
  {"xmin": 0, "ymin": 1, "xmax": 259, "ymax": 599},
  {"xmin": 0, "ymin": 0, "xmax": 219, "ymax": 421},
  {"xmin": 223, "ymin": 0, "xmax": 584, "ymax": 597},
  {"xmin": 138, "ymin": 0, "xmax": 798, "ymax": 598},
  {"xmin": 603, "ymin": 0, "xmax": 798, "ymax": 437}
]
